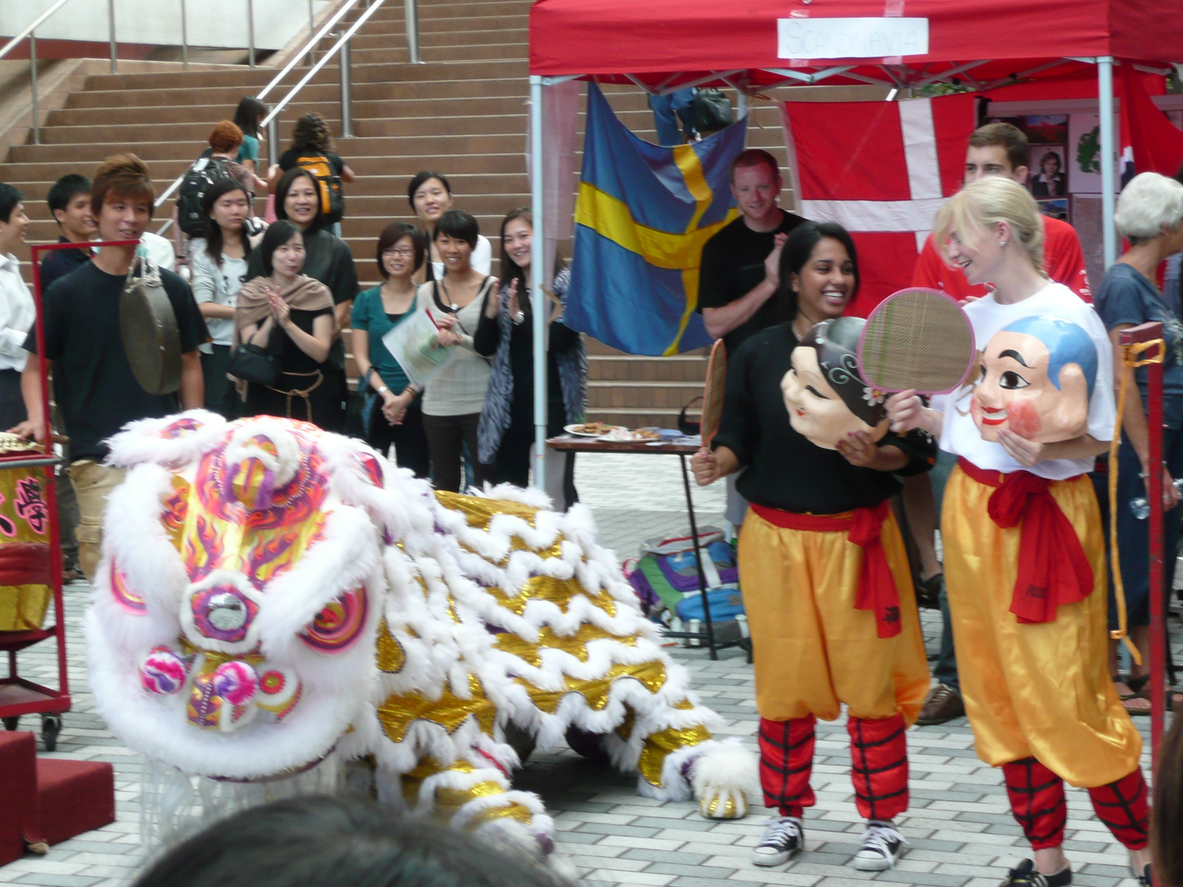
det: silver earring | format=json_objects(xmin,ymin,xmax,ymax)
[{"xmin": 998, "ymin": 239, "xmax": 1007, "ymax": 247}]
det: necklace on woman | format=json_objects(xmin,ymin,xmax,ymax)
[
  {"xmin": 792, "ymin": 309, "xmax": 820, "ymax": 341},
  {"xmin": 441, "ymin": 278, "xmax": 477, "ymax": 312}
]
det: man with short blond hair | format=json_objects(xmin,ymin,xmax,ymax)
[{"xmin": 697, "ymin": 149, "xmax": 808, "ymax": 354}]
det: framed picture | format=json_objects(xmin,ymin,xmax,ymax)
[
  {"xmin": 1030, "ymin": 146, "xmax": 1068, "ymax": 198},
  {"xmin": 1068, "ymin": 114, "xmax": 1104, "ymax": 194},
  {"xmin": 1036, "ymin": 197, "xmax": 1070, "ymax": 222},
  {"xmin": 983, "ymin": 114, "xmax": 1027, "ymax": 133},
  {"xmin": 1024, "ymin": 115, "xmax": 1069, "ymax": 144}
]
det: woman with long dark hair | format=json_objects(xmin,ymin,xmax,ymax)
[
  {"xmin": 188, "ymin": 178, "xmax": 252, "ymax": 416},
  {"xmin": 474, "ymin": 207, "xmax": 585, "ymax": 507},
  {"xmin": 235, "ymin": 220, "xmax": 341, "ymax": 429},
  {"xmin": 244, "ymin": 167, "xmax": 355, "ymax": 427},
  {"xmin": 231, "ymin": 96, "xmax": 268, "ymax": 179},
  {"xmin": 351, "ymin": 222, "xmax": 431, "ymax": 477},
  {"xmin": 693, "ymin": 221, "xmax": 933, "ymax": 873}
]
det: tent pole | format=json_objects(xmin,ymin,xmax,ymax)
[
  {"xmin": 530, "ymin": 74, "xmax": 548, "ymax": 492},
  {"xmin": 1098, "ymin": 56, "xmax": 1117, "ymax": 269}
]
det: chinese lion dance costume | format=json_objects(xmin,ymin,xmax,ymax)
[{"xmin": 85, "ymin": 412, "xmax": 756, "ymax": 850}]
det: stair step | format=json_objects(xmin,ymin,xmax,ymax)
[
  {"xmin": 65, "ymin": 75, "xmax": 527, "ymax": 108},
  {"xmin": 587, "ymin": 356, "xmax": 708, "ymax": 383},
  {"xmin": 348, "ymin": 28, "xmax": 527, "ymax": 50}
]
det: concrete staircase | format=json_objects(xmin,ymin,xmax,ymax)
[{"xmin": 0, "ymin": 0, "xmax": 803, "ymax": 429}]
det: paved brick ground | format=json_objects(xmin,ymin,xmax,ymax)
[{"xmin": 1, "ymin": 451, "xmax": 1177, "ymax": 887}]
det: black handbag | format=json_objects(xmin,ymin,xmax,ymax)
[
  {"xmin": 228, "ymin": 327, "xmax": 281, "ymax": 387},
  {"xmin": 688, "ymin": 89, "xmax": 734, "ymax": 135}
]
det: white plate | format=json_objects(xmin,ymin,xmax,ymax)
[{"xmin": 564, "ymin": 424, "xmax": 610, "ymax": 437}]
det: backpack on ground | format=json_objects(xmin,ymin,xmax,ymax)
[
  {"xmin": 625, "ymin": 526, "xmax": 743, "ymax": 622},
  {"xmin": 295, "ymin": 153, "xmax": 345, "ymax": 225},
  {"xmin": 177, "ymin": 149, "xmax": 234, "ymax": 238}
]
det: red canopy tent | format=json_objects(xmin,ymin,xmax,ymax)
[
  {"xmin": 529, "ymin": 0, "xmax": 1181, "ymax": 90},
  {"xmin": 527, "ymin": 0, "xmax": 1182, "ymax": 273},
  {"xmin": 522, "ymin": 11, "xmax": 1183, "ymax": 705}
]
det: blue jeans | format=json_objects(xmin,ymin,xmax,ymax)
[
  {"xmin": 929, "ymin": 450, "xmax": 959, "ymax": 690},
  {"xmin": 649, "ymin": 89, "xmax": 696, "ymax": 146},
  {"xmin": 1108, "ymin": 426, "xmax": 1183, "ymax": 630}
]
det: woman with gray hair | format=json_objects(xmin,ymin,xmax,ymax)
[{"xmin": 1094, "ymin": 170, "xmax": 1183, "ymax": 717}]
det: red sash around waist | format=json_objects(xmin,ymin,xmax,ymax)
[
  {"xmin": 750, "ymin": 501, "xmax": 900, "ymax": 638},
  {"xmin": 956, "ymin": 458, "xmax": 1093, "ymax": 623}
]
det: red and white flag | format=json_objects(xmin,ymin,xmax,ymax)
[
  {"xmin": 1119, "ymin": 68, "xmax": 1183, "ymax": 186},
  {"xmin": 782, "ymin": 94, "xmax": 976, "ymax": 316}
]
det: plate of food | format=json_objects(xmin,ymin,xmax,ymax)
[
  {"xmin": 564, "ymin": 422, "xmax": 614, "ymax": 437},
  {"xmin": 599, "ymin": 427, "xmax": 662, "ymax": 442}
]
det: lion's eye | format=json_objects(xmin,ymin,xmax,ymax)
[{"xmin": 207, "ymin": 592, "xmax": 249, "ymax": 631}]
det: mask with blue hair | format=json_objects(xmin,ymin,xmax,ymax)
[{"xmin": 971, "ymin": 314, "xmax": 1097, "ymax": 444}]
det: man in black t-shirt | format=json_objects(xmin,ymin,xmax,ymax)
[
  {"xmin": 39, "ymin": 174, "xmax": 96, "ymax": 294},
  {"xmin": 697, "ymin": 149, "xmax": 806, "ymax": 524},
  {"xmin": 697, "ymin": 149, "xmax": 807, "ymax": 355},
  {"xmin": 13, "ymin": 154, "xmax": 207, "ymax": 580}
]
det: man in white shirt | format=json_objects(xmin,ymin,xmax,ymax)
[{"xmin": 0, "ymin": 183, "xmax": 34, "ymax": 428}]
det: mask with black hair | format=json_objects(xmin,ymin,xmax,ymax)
[{"xmin": 781, "ymin": 317, "xmax": 890, "ymax": 450}]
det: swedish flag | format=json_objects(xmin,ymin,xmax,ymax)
[{"xmin": 567, "ymin": 84, "xmax": 746, "ymax": 356}]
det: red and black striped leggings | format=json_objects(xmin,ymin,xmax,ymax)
[
  {"xmin": 1001, "ymin": 757, "xmax": 1148, "ymax": 850},
  {"xmin": 758, "ymin": 713, "xmax": 909, "ymax": 821}
]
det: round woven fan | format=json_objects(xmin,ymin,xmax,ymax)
[{"xmin": 857, "ymin": 288, "xmax": 976, "ymax": 395}]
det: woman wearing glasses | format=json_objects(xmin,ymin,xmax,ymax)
[{"xmin": 350, "ymin": 223, "xmax": 431, "ymax": 478}]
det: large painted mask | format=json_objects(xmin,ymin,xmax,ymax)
[
  {"xmin": 86, "ymin": 414, "xmax": 387, "ymax": 781},
  {"xmin": 971, "ymin": 315, "xmax": 1096, "ymax": 443},
  {"xmin": 782, "ymin": 317, "xmax": 890, "ymax": 450}
]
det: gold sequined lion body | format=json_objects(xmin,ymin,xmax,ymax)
[{"xmin": 87, "ymin": 413, "xmax": 756, "ymax": 850}]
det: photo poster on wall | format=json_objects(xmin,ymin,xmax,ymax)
[
  {"xmin": 978, "ymin": 111, "xmax": 1119, "ymax": 290},
  {"xmin": 1037, "ymin": 196, "xmax": 1070, "ymax": 222}
]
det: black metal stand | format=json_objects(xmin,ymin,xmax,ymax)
[{"xmin": 545, "ymin": 437, "xmax": 750, "ymax": 660}]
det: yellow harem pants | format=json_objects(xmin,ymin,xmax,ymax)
[
  {"xmin": 942, "ymin": 465, "xmax": 1142, "ymax": 787},
  {"xmin": 737, "ymin": 506, "xmax": 930, "ymax": 724}
]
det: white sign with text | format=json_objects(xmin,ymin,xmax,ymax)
[{"xmin": 777, "ymin": 17, "xmax": 929, "ymax": 60}]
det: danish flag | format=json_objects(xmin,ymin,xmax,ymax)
[{"xmin": 782, "ymin": 94, "xmax": 977, "ymax": 317}]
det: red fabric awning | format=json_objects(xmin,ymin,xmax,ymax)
[{"xmin": 529, "ymin": 0, "xmax": 1183, "ymax": 88}]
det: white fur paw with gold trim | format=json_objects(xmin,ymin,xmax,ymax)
[{"xmin": 691, "ymin": 741, "xmax": 759, "ymax": 820}]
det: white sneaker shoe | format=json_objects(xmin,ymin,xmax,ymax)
[
  {"xmin": 751, "ymin": 816, "xmax": 805, "ymax": 867},
  {"xmin": 853, "ymin": 820, "xmax": 906, "ymax": 871}
]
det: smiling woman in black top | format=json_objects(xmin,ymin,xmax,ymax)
[{"xmin": 693, "ymin": 222, "xmax": 933, "ymax": 875}]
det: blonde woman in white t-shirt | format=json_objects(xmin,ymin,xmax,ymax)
[
  {"xmin": 417, "ymin": 210, "xmax": 498, "ymax": 492},
  {"xmin": 886, "ymin": 177, "xmax": 1153, "ymax": 887}
]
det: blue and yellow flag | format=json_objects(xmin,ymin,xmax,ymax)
[{"xmin": 567, "ymin": 84, "xmax": 746, "ymax": 356}]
